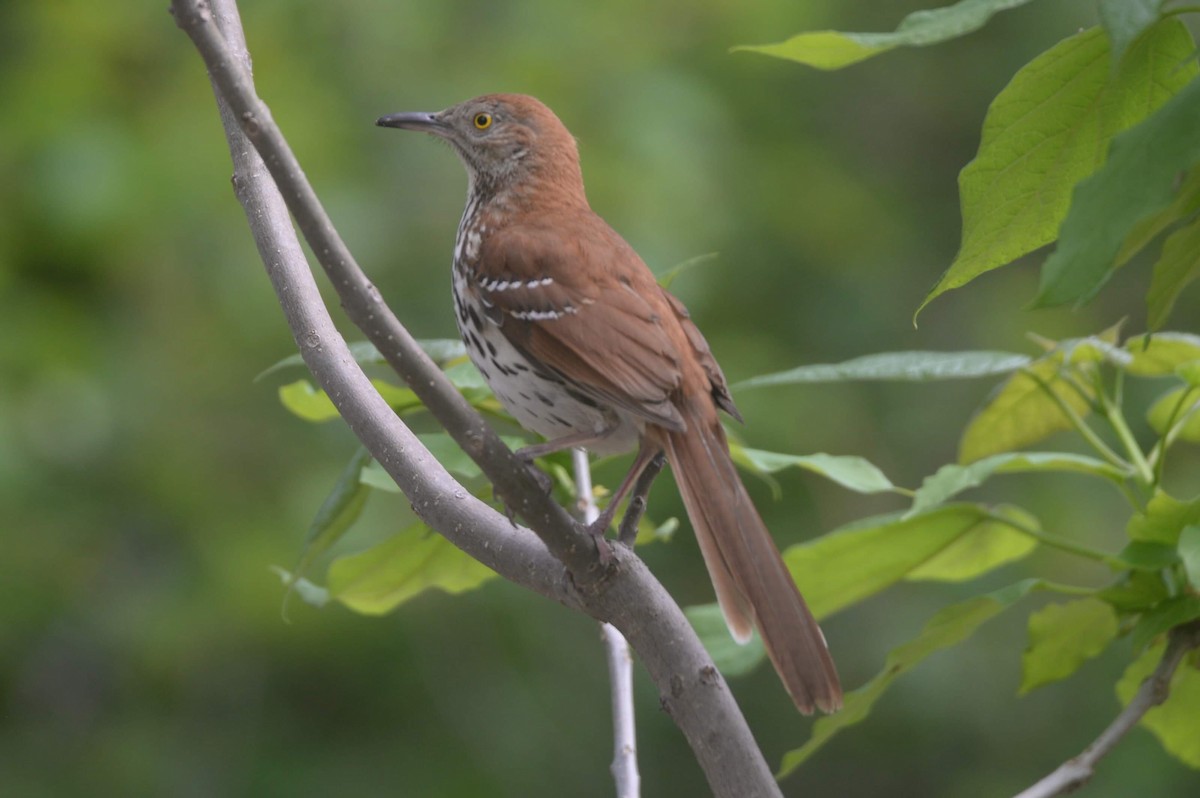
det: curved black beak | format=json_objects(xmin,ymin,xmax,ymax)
[{"xmin": 376, "ymin": 111, "xmax": 444, "ymax": 132}]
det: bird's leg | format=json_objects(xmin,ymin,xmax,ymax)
[
  {"xmin": 585, "ymin": 441, "xmax": 663, "ymax": 549},
  {"xmin": 513, "ymin": 428, "xmax": 614, "ymax": 495},
  {"xmin": 616, "ymin": 451, "xmax": 666, "ymax": 547},
  {"xmin": 497, "ymin": 427, "xmax": 620, "ymax": 540}
]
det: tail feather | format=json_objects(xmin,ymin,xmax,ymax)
[{"xmin": 654, "ymin": 413, "xmax": 842, "ymax": 714}]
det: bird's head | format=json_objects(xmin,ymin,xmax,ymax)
[{"xmin": 377, "ymin": 93, "xmax": 584, "ymax": 200}]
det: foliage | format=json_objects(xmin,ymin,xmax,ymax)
[{"xmin": 733, "ymin": 2, "xmax": 1200, "ymax": 782}]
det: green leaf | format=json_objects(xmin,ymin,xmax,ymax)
[
  {"xmin": 328, "ymin": 525, "xmax": 497, "ymax": 615},
  {"xmin": 278, "ymin": 378, "xmax": 423, "ymax": 422},
  {"xmin": 959, "ymin": 355, "xmax": 1094, "ymax": 464},
  {"xmin": 1124, "ymin": 333, "xmax": 1200, "ymax": 375},
  {"xmin": 1118, "ymin": 540, "xmax": 1182, "ymax": 570},
  {"xmin": 779, "ymin": 579, "xmax": 1040, "ymax": 775},
  {"xmin": 1034, "ymin": 27, "xmax": 1200, "ymax": 307},
  {"xmin": 735, "ymin": 351, "xmax": 1030, "ymax": 389},
  {"xmin": 301, "ymin": 447, "xmax": 372, "ymax": 551},
  {"xmin": 733, "ymin": 0, "xmax": 1036, "ymax": 71},
  {"xmin": 920, "ymin": 22, "xmax": 1197, "ymax": 316},
  {"xmin": 280, "ymin": 448, "xmax": 373, "ymax": 616},
  {"xmin": 1128, "ymin": 491, "xmax": 1200, "ymax": 545},
  {"xmin": 257, "ymin": 338, "xmax": 467, "ymax": 380},
  {"xmin": 1019, "ymin": 598, "xmax": 1120, "ymax": 694},
  {"xmin": 905, "ymin": 506, "xmax": 1038, "ymax": 582},
  {"xmin": 656, "ymin": 252, "xmax": 718, "ymax": 289},
  {"xmin": 1148, "ymin": 216, "xmax": 1200, "ymax": 330},
  {"xmin": 1099, "ymin": 569, "xmax": 1170, "ymax": 611},
  {"xmin": 909, "ymin": 452, "xmax": 1127, "ymax": 517},
  {"xmin": 733, "ymin": 445, "xmax": 897, "ymax": 494},
  {"xmin": 278, "ymin": 379, "xmax": 340, "ymax": 422},
  {"xmin": 1116, "ymin": 167, "xmax": 1200, "ymax": 268},
  {"xmin": 1146, "ymin": 387, "xmax": 1200, "ymax": 443},
  {"xmin": 1180, "ymin": 526, "xmax": 1200, "ymax": 590},
  {"xmin": 784, "ymin": 504, "xmax": 1038, "ymax": 619},
  {"xmin": 1116, "ymin": 640, "xmax": 1200, "ymax": 768},
  {"xmin": 685, "ymin": 603, "xmax": 767, "ymax": 677},
  {"xmin": 1132, "ymin": 595, "xmax": 1200, "ymax": 651},
  {"xmin": 1099, "ymin": 0, "xmax": 1164, "ymax": 67}
]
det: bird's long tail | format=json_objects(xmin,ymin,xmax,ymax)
[{"xmin": 653, "ymin": 409, "xmax": 842, "ymax": 714}]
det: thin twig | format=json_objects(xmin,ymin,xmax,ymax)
[
  {"xmin": 1013, "ymin": 622, "xmax": 1200, "ymax": 798},
  {"xmin": 575, "ymin": 450, "xmax": 641, "ymax": 798},
  {"xmin": 172, "ymin": 3, "xmax": 781, "ymax": 795}
]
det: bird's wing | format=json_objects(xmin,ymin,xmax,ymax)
[{"xmin": 471, "ymin": 217, "xmax": 688, "ymax": 431}]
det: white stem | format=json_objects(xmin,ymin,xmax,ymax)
[{"xmin": 573, "ymin": 448, "xmax": 640, "ymax": 798}]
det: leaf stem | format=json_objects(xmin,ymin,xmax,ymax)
[
  {"xmin": 985, "ymin": 510, "xmax": 1126, "ymax": 569},
  {"xmin": 1022, "ymin": 368, "xmax": 1127, "ymax": 470},
  {"xmin": 1097, "ymin": 379, "xmax": 1154, "ymax": 487},
  {"xmin": 1035, "ymin": 580, "xmax": 1099, "ymax": 597}
]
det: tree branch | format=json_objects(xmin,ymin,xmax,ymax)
[
  {"xmin": 171, "ymin": 2, "xmax": 783, "ymax": 795},
  {"xmin": 1013, "ymin": 621, "xmax": 1200, "ymax": 798}
]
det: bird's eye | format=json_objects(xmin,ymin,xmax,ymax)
[{"xmin": 473, "ymin": 112, "xmax": 493, "ymax": 130}]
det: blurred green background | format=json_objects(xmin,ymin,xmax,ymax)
[{"xmin": 3, "ymin": 0, "xmax": 1198, "ymax": 795}]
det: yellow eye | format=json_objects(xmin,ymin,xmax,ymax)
[{"xmin": 473, "ymin": 112, "xmax": 493, "ymax": 130}]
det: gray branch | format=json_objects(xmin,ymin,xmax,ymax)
[
  {"xmin": 171, "ymin": 1, "xmax": 783, "ymax": 795},
  {"xmin": 1013, "ymin": 621, "xmax": 1200, "ymax": 798}
]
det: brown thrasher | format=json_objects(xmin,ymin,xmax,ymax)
[{"xmin": 378, "ymin": 94, "xmax": 841, "ymax": 714}]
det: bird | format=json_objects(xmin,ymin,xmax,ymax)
[{"xmin": 377, "ymin": 94, "xmax": 841, "ymax": 714}]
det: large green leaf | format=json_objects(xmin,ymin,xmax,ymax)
[
  {"xmin": 733, "ymin": 0, "xmax": 1037, "ymax": 71},
  {"xmin": 778, "ymin": 579, "xmax": 1040, "ymax": 775},
  {"xmin": 919, "ymin": 22, "xmax": 1196, "ymax": 316},
  {"xmin": 1034, "ymin": 28, "xmax": 1200, "ymax": 307},
  {"xmin": 784, "ymin": 504, "xmax": 1038, "ymax": 620},
  {"xmin": 1147, "ymin": 217, "xmax": 1200, "ymax": 330},
  {"xmin": 327, "ymin": 525, "xmax": 497, "ymax": 615},
  {"xmin": 732, "ymin": 445, "xmax": 897, "ymax": 495},
  {"xmin": 1099, "ymin": 0, "xmax": 1164, "ymax": 67},
  {"xmin": 1124, "ymin": 333, "xmax": 1200, "ymax": 376},
  {"xmin": 735, "ymin": 351, "xmax": 1029, "ymax": 389},
  {"xmin": 685, "ymin": 603, "xmax": 766, "ymax": 677},
  {"xmin": 909, "ymin": 452, "xmax": 1127, "ymax": 517},
  {"xmin": 1116, "ymin": 640, "xmax": 1200, "ymax": 768},
  {"xmin": 1127, "ymin": 491, "xmax": 1200, "ymax": 545},
  {"xmin": 1019, "ymin": 598, "xmax": 1119, "ymax": 694}
]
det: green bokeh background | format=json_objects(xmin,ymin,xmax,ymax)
[{"xmin": 3, "ymin": 1, "xmax": 1198, "ymax": 795}]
